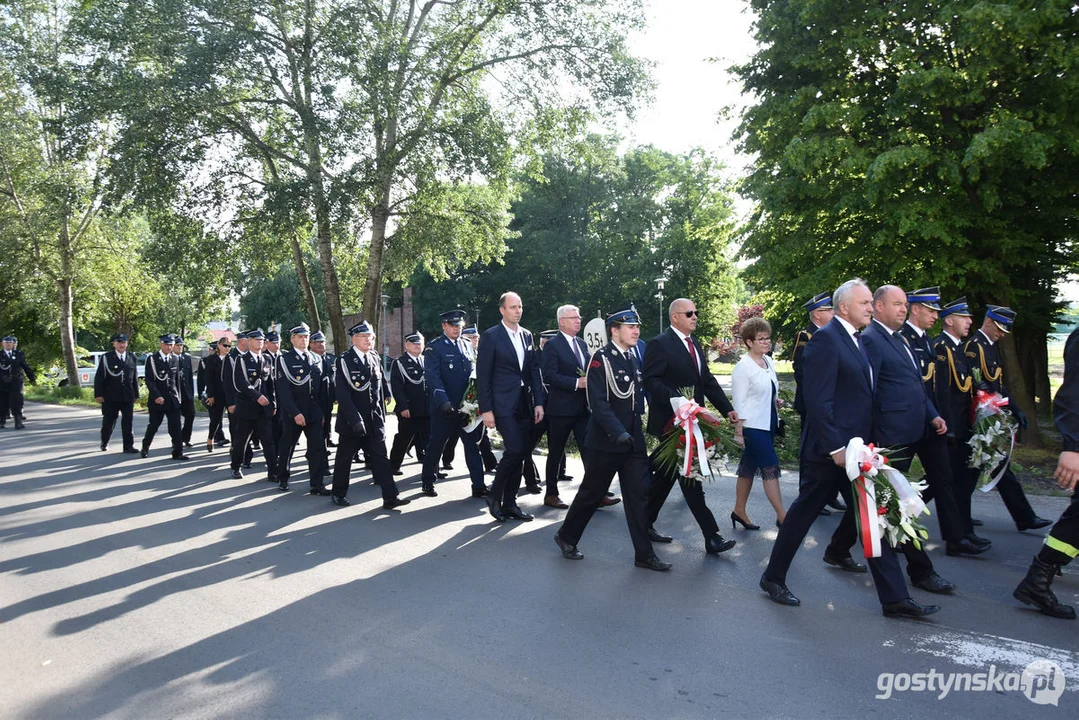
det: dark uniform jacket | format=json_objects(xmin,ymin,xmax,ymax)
[
  {"xmin": 198, "ymin": 353, "xmax": 225, "ymax": 402},
  {"xmin": 0, "ymin": 349, "xmax": 35, "ymax": 388},
  {"xmin": 276, "ymin": 348, "xmax": 323, "ymax": 421},
  {"xmin": 898, "ymin": 321, "xmax": 936, "ymax": 397},
  {"xmin": 222, "ymin": 347, "xmax": 242, "ymax": 406},
  {"xmin": 584, "ymin": 343, "xmax": 646, "ymax": 454},
  {"xmin": 93, "ymin": 350, "xmax": 139, "ymax": 403},
  {"xmin": 174, "ymin": 353, "xmax": 195, "ymax": 403},
  {"xmin": 335, "ymin": 347, "xmax": 390, "ymax": 438},
  {"xmin": 390, "ymin": 353, "xmax": 428, "ymax": 417},
  {"xmin": 1055, "ymin": 328, "xmax": 1079, "ymax": 452},
  {"xmin": 145, "ymin": 351, "xmax": 181, "ymax": 408},
  {"xmin": 933, "ymin": 332, "xmax": 974, "ymax": 441},
  {"xmin": 424, "ymin": 334, "xmax": 473, "ymax": 410},
  {"xmin": 791, "ymin": 322, "xmax": 818, "ymax": 418},
  {"xmin": 964, "ymin": 330, "xmax": 1007, "ymax": 396},
  {"xmin": 231, "ymin": 351, "xmax": 276, "ymax": 420}
]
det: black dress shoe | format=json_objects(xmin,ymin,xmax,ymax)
[
  {"xmin": 331, "ymin": 495, "xmax": 351, "ymax": 507},
  {"xmin": 486, "ymin": 495, "xmax": 505, "ymax": 522},
  {"xmin": 326, "ymin": 439, "xmax": 337, "ymax": 447},
  {"xmin": 231, "ymin": 469, "xmax": 244, "ymax": 479},
  {"xmin": 265, "ymin": 474, "xmax": 278, "ymax": 482},
  {"xmin": 827, "ymin": 498, "xmax": 847, "ymax": 512},
  {"xmin": 759, "ymin": 574, "xmax": 800, "ymax": 605},
  {"xmin": 882, "ymin": 598, "xmax": 941, "ymax": 618},
  {"xmin": 502, "ymin": 505, "xmax": 534, "ymax": 521},
  {"xmin": 971, "ymin": 517, "xmax": 983, "ymax": 527},
  {"xmin": 823, "ymin": 552, "xmax": 868, "ymax": 573},
  {"xmin": 421, "ymin": 484, "xmax": 438, "ymax": 497},
  {"xmin": 471, "ymin": 485, "xmax": 491, "ymax": 498},
  {"xmin": 704, "ymin": 533, "xmax": 736, "ymax": 555},
  {"xmin": 441, "ymin": 463, "xmax": 453, "ymax": 470},
  {"xmin": 100, "ymin": 443, "xmax": 108, "ymax": 452},
  {"xmin": 309, "ymin": 486, "xmax": 332, "ymax": 496},
  {"xmin": 967, "ymin": 533, "xmax": 992, "ymax": 547},
  {"xmin": 635, "ymin": 556, "xmax": 672, "ymax": 572},
  {"xmin": 648, "ymin": 526, "xmax": 673, "ymax": 543},
  {"xmin": 139, "ymin": 448, "xmax": 149, "ymax": 458},
  {"xmin": 1018, "ymin": 516, "xmax": 1053, "ymax": 531},
  {"xmin": 173, "ymin": 454, "xmax": 191, "ymax": 461},
  {"xmin": 392, "ymin": 470, "xmax": 403, "ymax": 476},
  {"xmin": 946, "ymin": 538, "xmax": 989, "ymax": 556},
  {"xmin": 818, "ymin": 507, "xmax": 832, "ymax": 516},
  {"xmin": 912, "ymin": 572, "xmax": 956, "ymax": 594},
  {"xmin": 521, "ymin": 484, "xmax": 543, "ymax": 495},
  {"xmin": 218, "ymin": 439, "xmax": 230, "ymax": 447},
  {"xmin": 183, "ymin": 442, "xmax": 193, "ymax": 449},
  {"xmin": 278, "ymin": 479, "xmax": 289, "ymax": 491},
  {"xmin": 435, "ymin": 472, "xmax": 448, "ymax": 479},
  {"xmin": 558, "ymin": 474, "xmax": 573, "ymax": 481},
  {"xmin": 383, "ymin": 497, "xmax": 411, "ymax": 510},
  {"xmin": 123, "ymin": 447, "xmax": 138, "ymax": 454},
  {"xmin": 554, "ymin": 533, "xmax": 584, "ymax": 560},
  {"xmin": 241, "ymin": 462, "xmax": 252, "ymax": 469}
]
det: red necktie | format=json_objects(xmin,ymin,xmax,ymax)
[{"xmin": 685, "ymin": 337, "xmax": 698, "ymax": 374}]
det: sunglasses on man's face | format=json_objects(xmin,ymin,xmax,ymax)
[{"xmin": 683, "ymin": 310, "xmax": 698, "ymax": 318}]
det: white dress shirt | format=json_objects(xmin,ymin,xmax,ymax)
[{"xmin": 503, "ymin": 321, "xmax": 525, "ymax": 370}]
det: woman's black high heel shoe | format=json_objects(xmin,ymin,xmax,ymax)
[{"xmin": 731, "ymin": 511, "xmax": 760, "ymax": 531}]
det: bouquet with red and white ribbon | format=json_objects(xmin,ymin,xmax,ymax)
[
  {"xmin": 968, "ymin": 381, "xmax": 1016, "ymax": 492},
  {"xmin": 846, "ymin": 437, "xmax": 930, "ymax": 558},
  {"xmin": 654, "ymin": 389, "xmax": 738, "ymax": 482}
]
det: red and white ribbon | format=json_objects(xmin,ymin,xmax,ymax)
[{"xmin": 671, "ymin": 397, "xmax": 712, "ymax": 478}]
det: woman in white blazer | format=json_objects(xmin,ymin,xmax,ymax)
[{"xmin": 730, "ymin": 317, "xmax": 786, "ymax": 529}]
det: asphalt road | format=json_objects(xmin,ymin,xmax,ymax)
[{"xmin": 1, "ymin": 402, "xmax": 1076, "ymax": 719}]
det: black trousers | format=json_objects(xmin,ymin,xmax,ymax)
[
  {"xmin": 522, "ymin": 418, "xmax": 547, "ymax": 486},
  {"xmin": 143, "ymin": 402, "xmax": 183, "ymax": 456},
  {"xmin": 321, "ymin": 400, "xmax": 334, "ymax": 444},
  {"xmin": 231, "ymin": 414, "xmax": 277, "ymax": 474},
  {"xmin": 646, "ymin": 447, "xmax": 720, "ymax": 536},
  {"xmin": 423, "ymin": 414, "xmax": 485, "ymax": 488},
  {"xmin": 178, "ymin": 398, "xmax": 195, "ymax": 444},
  {"xmin": 390, "ymin": 413, "xmax": 430, "ymax": 472},
  {"xmin": 1039, "ymin": 486, "xmax": 1079, "ymax": 566},
  {"xmin": 0, "ymin": 383, "xmax": 25, "ymax": 420},
  {"xmin": 545, "ymin": 413, "xmax": 588, "ymax": 495},
  {"xmin": 441, "ymin": 433, "xmax": 456, "ymax": 467},
  {"xmin": 559, "ymin": 446, "xmax": 654, "ymax": 561},
  {"xmin": 893, "ymin": 433, "xmax": 966, "ymax": 543},
  {"xmin": 101, "ymin": 400, "xmax": 135, "ymax": 449},
  {"xmin": 206, "ymin": 401, "xmax": 227, "ymax": 444},
  {"xmin": 278, "ymin": 414, "xmax": 328, "ymax": 486},
  {"xmin": 490, "ymin": 395, "xmax": 534, "ymax": 507},
  {"xmin": 765, "ymin": 459, "xmax": 908, "ymax": 605},
  {"xmin": 227, "ymin": 409, "xmax": 253, "ymax": 465},
  {"xmin": 332, "ymin": 430, "xmax": 399, "ymax": 501}
]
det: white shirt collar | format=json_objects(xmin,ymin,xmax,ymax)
[
  {"xmin": 834, "ymin": 316, "xmax": 858, "ymax": 339},
  {"xmin": 612, "ymin": 341, "xmax": 631, "ymax": 355},
  {"xmin": 943, "ymin": 331, "xmax": 961, "ymax": 346},
  {"xmin": 670, "ymin": 326, "xmax": 691, "ymax": 343},
  {"xmin": 872, "ymin": 318, "xmax": 899, "ymax": 334},
  {"xmin": 905, "ymin": 319, "xmax": 925, "ymax": 337},
  {"xmin": 560, "ymin": 331, "xmax": 578, "ymax": 346},
  {"xmin": 977, "ymin": 328, "xmax": 995, "ymax": 346},
  {"xmin": 501, "ymin": 320, "xmax": 520, "ymax": 336}
]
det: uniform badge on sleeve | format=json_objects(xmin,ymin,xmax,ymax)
[{"xmin": 589, "ymin": 359, "xmax": 601, "ymax": 369}]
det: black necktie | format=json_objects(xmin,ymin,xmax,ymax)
[{"xmin": 853, "ymin": 331, "xmax": 872, "ymax": 381}]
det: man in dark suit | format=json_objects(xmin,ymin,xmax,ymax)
[
  {"xmin": 389, "ymin": 331, "xmax": 430, "ymax": 475},
  {"xmin": 964, "ymin": 307, "xmax": 1051, "ymax": 532},
  {"xmin": 554, "ymin": 306, "xmax": 669, "ymax": 571},
  {"xmin": 477, "ymin": 291, "xmax": 547, "ymax": 522},
  {"xmin": 197, "ymin": 339, "xmax": 230, "ymax": 452},
  {"xmin": 141, "ymin": 334, "xmax": 188, "ymax": 460},
  {"xmin": 94, "ymin": 332, "xmax": 139, "ymax": 453},
  {"xmin": 0, "ymin": 334, "xmax": 36, "ymax": 429},
  {"xmin": 172, "ymin": 338, "xmax": 196, "ymax": 449},
  {"xmin": 275, "ymin": 324, "xmax": 329, "ymax": 494},
  {"xmin": 642, "ymin": 297, "xmax": 738, "ymax": 555},
  {"xmin": 760, "ymin": 279, "xmax": 939, "ymax": 618},
  {"xmin": 841, "ymin": 285, "xmax": 968, "ymax": 594},
  {"xmin": 310, "ymin": 331, "xmax": 336, "ymax": 449},
  {"xmin": 541, "ymin": 305, "xmax": 593, "ymax": 508},
  {"xmin": 227, "ymin": 329, "xmax": 278, "ymax": 480},
  {"xmin": 331, "ymin": 322, "xmax": 409, "ymax": 509}
]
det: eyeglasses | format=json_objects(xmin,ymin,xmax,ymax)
[
  {"xmin": 683, "ymin": 310, "xmax": 698, "ymax": 318},
  {"xmin": 755, "ymin": 337, "xmax": 772, "ymax": 343}
]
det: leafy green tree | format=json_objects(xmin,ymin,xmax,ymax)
[{"xmin": 733, "ymin": 0, "xmax": 1079, "ymax": 444}]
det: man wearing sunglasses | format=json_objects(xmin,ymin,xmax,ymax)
[
  {"xmin": 198, "ymin": 338, "xmax": 232, "ymax": 451},
  {"xmin": 642, "ymin": 298, "xmax": 740, "ymax": 555}
]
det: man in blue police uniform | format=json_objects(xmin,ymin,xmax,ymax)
[
  {"xmin": 310, "ymin": 331, "xmax": 336, "ymax": 449},
  {"xmin": 141, "ymin": 334, "xmax": 188, "ymax": 460},
  {"xmin": 554, "ymin": 306, "xmax": 669, "ymax": 571},
  {"xmin": 94, "ymin": 333, "xmax": 139, "ymax": 453},
  {"xmin": 963, "ymin": 306, "xmax": 1051, "ymax": 532},
  {"xmin": 172, "ymin": 337, "xmax": 197, "ymax": 449},
  {"xmin": 792, "ymin": 292, "xmax": 846, "ymax": 515},
  {"xmin": 897, "ymin": 287, "xmax": 985, "ymax": 556},
  {"xmin": 197, "ymin": 338, "xmax": 231, "ymax": 452},
  {"xmin": 331, "ymin": 321, "xmax": 409, "ymax": 509},
  {"xmin": 478, "ymin": 292, "xmax": 547, "ymax": 522},
  {"xmin": 0, "ymin": 334, "xmax": 36, "ymax": 429},
  {"xmin": 1013, "ymin": 325, "xmax": 1079, "ymax": 619},
  {"xmin": 389, "ymin": 331, "xmax": 430, "ymax": 476},
  {"xmin": 275, "ymin": 324, "xmax": 329, "ymax": 494},
  {"xmin": 421, "ymin": 311, "xmax": 488, "ymax": 498},
  {"xmin": 227, "ymin": 328, "xmax": 278, "ymax": 480}
]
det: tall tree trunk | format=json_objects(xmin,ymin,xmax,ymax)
[
  {"xmin": 58, "ymin": 224, "xmax": 78, "ymax": 387},
  {"xmin": 312, "ymin": 194, "xmax": 345, "ymax": 352},
  {"xmin": 290, "ymin": 231, "xmax": 321, "ymax": 331},
  {"xmin": 999, "ymin": 333, "xmax": 1042, "ymax": 448},
  {"xmin": 362, "ymin": 185, "xmax": 392, "ymax": 344}
]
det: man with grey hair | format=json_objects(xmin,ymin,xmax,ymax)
[
  {"xmin": 642, "ymin": 297, "xmax": 739, "ymax": 555},
  {"xmin": 761, "ymin": 279, "xmax": 938, "ymax": 618}
]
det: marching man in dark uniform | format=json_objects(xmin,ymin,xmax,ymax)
[
  {"xmin": 1013, "ymin": 324, "xmax": 1079, "ymax": 619},
  {"xmin": 93, "ymin": 332, "xmax": 139, "ymax": 453},
  {"xmin": 331, "ymin": 322, "xmax": 409, "ymax": 509},
  {"xmin": 141, "ymin": 334, "xmax": 188, "ymax": 460},
  {"xmin": 223, "ymin": 332, "xmax": 254, "ymax": 467},
  {"xmin": 264, "ymin": 330, "xmax": 284, "ymax": 453},
  {"xmin": 227, "ymin": 329, "xmax": 279, "ymax": 481},
  {"xmin": 275, "ymin": 324, "xmax": 329, "ymax": 494},
  {"xmin": 421, "ymin": 311, "xmax": 488, "ymax": 498},
  {"xmin": 389, "ymin": 331, "xmax": 430, "ymax": 476},
  {"xmin": 172, "ymin": 337, "xmax": 196, "ymax": 449},
  {"xmin": 0, "ymin": 334, "xmax": 36, "ymax": 429},
  {"xmin": 310, "ymin": 331, "xmax": 336, "ymax": 449},
  {"xmin": 792, "ymin": 292, "xmax": 845, "ymax": 515},
  {"xmin": 554, "ymin": 306, "xmax": 670, "ymax": 571},
  {"xmin": 963, "ymin": 306, "xmax": 1051, "ymax": 532},
  {"xmin": 197, "ymin": 339, "xmax": 231, "ymax": 452}
]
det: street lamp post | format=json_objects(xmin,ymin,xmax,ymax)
[
  {"xmin": 655, "ymin": 277, "xmax": 666, "ymax": 333},
  {"xmin": 380, "ymin": 293, "xmax": 390, "ymax": 371}
]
